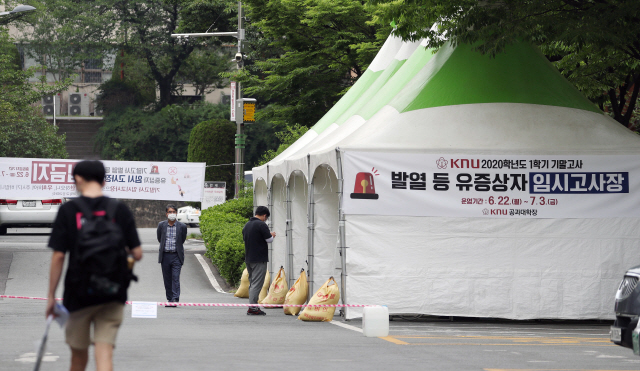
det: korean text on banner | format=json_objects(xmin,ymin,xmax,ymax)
[
  {"xmin": 0, "ymin": 158, "xmax": 206, "ymax": 202},
  {"xmin": 202, "ymin": 181, "xmax": 226, "ymax": 209},
  {"xmin": 342, "ymin": 152, "xmax": 640, "ymax": 218}
]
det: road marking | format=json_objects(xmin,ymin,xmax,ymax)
[
  {"xmin": 380, "ymin": 335, "xmax": 614, "ymax": 347},
  {"xmin": 379, "ymin": 336, "xmax": 410, "ymax": 345},
  {"xmin": 329, "ymin": 320, "xmax": 363, "ymax": 333},
  {"xmin": 195, "ymin": 254, "xmax": 226, "ymax": 294},
  {"xmin": 15, "ymin": 352, "xmax": 58, "ymax": 363},
  {"xmin": 484, "ymin": 369, "xmax": 638, "ymax": 371}
]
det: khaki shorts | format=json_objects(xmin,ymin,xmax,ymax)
[{"xmin": 66, "ymin": 302, "xmax": 124, "ymax": 350}]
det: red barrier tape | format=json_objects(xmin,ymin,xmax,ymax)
[{"xmin": 0, "ymin": 295, "xmax": 375, "ymax": 308}]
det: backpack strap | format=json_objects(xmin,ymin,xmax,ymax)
[
  {"xmin": 105, "ymin": 198, "xmax": 119, "ymax": 222},
  {"xmin": 73, "ymin": 197, "xmax": 97, "ymax": 224}
]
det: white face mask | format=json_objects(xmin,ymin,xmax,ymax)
[{"xmin": 168, "ymin": 213, "xmax": 177, "ymax": 221}]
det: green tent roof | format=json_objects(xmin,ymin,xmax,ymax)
[{"xmin": 390, "ymin": 42, "xmax": 600, "ymax": 114}]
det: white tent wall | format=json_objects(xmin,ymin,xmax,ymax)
[
  {"xmin": 344, "ymin": 214, "xmax": 639, "ymax": 320},
  {"xmin": 310, "ymin": 165, "xmax": 342, "ymax": 295},
  {"xmin": 254, "ymin": 178, "xmax": 268, "ymax": 211},
  {"xmin": 288, "ymin": 171, "xmax": 309, "ymax": 287},
  {"xmin": 269, "ymin": 175, "xmax": 287, "ymax": 277}
]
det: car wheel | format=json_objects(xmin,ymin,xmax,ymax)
[
  {"xmin": 0, "ymin": 226, "xmax": 7, "ymax": 235},
  {"xmin": 190, "ymin": 223, "xmax": 199, "ymax": 228}
]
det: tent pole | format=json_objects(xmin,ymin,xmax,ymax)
[
  {"xmin": 336, "ymin": 149, "xmax": 348, "ymax": 319},
  {"xmin": 307, "ymin": 155, "xmax": 315, "ymax": 301},
  {"xmin": 286, "ymin": 177, "xmax": 293, "ymax": 288},
  {"xmin": 267, "ymin": 168, "xmax": 273, "ymax": 276}
]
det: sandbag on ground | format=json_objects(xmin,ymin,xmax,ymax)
[
  {"xmin": 258, "ymin": 269, "xmax": 271, "ymax": 303},
  {"xmin": 284, "ymin": 269, "xmax": 308, "ymax": 315},
  {"xmin": 260, "ymin": 266, "xmax": 287, "ymax": 307},
  {"xmin": 234, "ymin": 268, "xmax": 250, "ymax": 298},
  {"xmin": 298, "ymin": 277, "xmax": 340, "ymax": 322}
]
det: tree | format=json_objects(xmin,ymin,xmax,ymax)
[
  {"xmin": 232, "ymin": 0, "xmax": 390, "ymax": 127},
  {"xmin": 187, "ymin": 118, "xmax": 236, "ymax": 200},
  {"xmin": 94, "ymin": 103, "xmax": 229, "ymax": 161},
  {"xmin": 12, "ymin": 0, "xmax": 235, "ymax": 109},
  {"xmin": 111, "ymin": 0, "xmax": 234, "ymax": 108},
  {"xmin": 369, "ymin": 0, "xmax": 640, "ymax": 128},
  {"xmin": 257, "ymin": 123, "xmax": 308, "ymax": 165},
  {"xmin": 11, "ymin": 0, "xmax": 114, "ymax": 82},
  {"xmin": 0, "ymin": 29, "xmax": 70, "ymax": 158},
  {"xmin": 176, "ymin": 48, "xmax": 233, "ymax": 97}
]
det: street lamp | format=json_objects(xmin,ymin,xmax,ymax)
[
  {"xmin": 172, "ymin": 1, "xmax": 248, "ymax": 199},
  {"xmin": 0, "ymin": 4, "xmax": 36, "ymax": 25}
]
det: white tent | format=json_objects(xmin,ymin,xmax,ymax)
[{"xmin": 253, "ymin": 37, "xmax": 640, "ymax": 319}]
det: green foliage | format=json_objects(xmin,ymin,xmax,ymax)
[
  {"xmin": 212, "ymin": 228, "xmax": 245, "ymax": 284},
  {"xmin": 200, "ymin": 189, "xmax": 254, "ymax": 285},
  {"xmin": 12, "ymin": 0, "xmax": 113, "ymax": 82},
  {"xmin": 187, "ymin": 118, "xmax": 236, "ymax": 200},
  {"xmin": 95, "ymin": 103, "xmax": 228, "ymax": 161},
  {"xmin": 243, "ymin": 120, "xmax": 279, "ymax": 169},
  {"xmin": 232, "ymin": 0, "xmax": 390, "ymax": 127},
  {"xmin": 0, "ymin": 29, "xmax": 70, "ymax": 158},
  {"xmin": 369, "ymin": 0, "xmax": 640, "ymax": 128},
  {"xmin": 258, "ymin": 123, "xmax": 308, "ymax": 165},
  {"xmin": 95, "ymin": 78, "xmax": 156, "ymax": 115},
  {"xmin": 0, "ymin": 106, "xmax": 68, "ymax": 158},
  {"xmin": 177, "ymin": 48, "xmax": 234, "ymax": 96},
  {"xmin": 15, "ymin": 0, "xmax": 235, "ymax": 108}
]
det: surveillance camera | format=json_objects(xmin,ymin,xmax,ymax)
[{"xmin": 234, "ymin": 52, "xmax": 243, "ymax": 62}]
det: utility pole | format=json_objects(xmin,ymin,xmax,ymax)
[
  {"xmin": 234, "ymin": 1, "xmax": 246, "ymax": 199},
  {"xmin": 172, "ymin": 1, "xmax": 249, "ymax": 198}
]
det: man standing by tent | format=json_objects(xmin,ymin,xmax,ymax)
[{"xmin": 243, "ymin": 206, "xmax": 276, "ymax": 315}]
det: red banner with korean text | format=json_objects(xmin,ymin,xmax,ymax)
[{"xmin": 0, "ymin": 158, "xmax": 205, "ymax": 201}]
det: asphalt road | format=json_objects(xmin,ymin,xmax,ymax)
[{"xmin": 1, "ymin": 227, "xmax": 638, "ymax": 371}]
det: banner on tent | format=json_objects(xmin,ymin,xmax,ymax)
[
  {"xmin": 0, "ymin": 158, "xmax": 205, "ymax": 201},
  {"xmin": 343, "ymin": 152, "xmax": 640, "ymax": 218}
]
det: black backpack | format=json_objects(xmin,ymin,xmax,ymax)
[{"xmin": 72, "ymin": 197, "xmax": 136, "ymax": 298}]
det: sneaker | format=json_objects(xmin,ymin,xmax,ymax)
[
  {"xmin": 247, "ymin": 308, "xmax": 266, "ymax": 316},
  {"xmin": 165, "ymin": 301, "xmax": 177, "ymax": 307}
]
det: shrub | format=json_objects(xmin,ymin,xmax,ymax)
[
  {"xmin": 187, "ymin": 118, "xmax": 236, "ymax": 200},
  {"xmin": 200, "ymin": 187, "xmax": 254, "ymax": 285},
  {"xmin": 213, "ymin": 228, "xmax": 245, "ymax": 284}
]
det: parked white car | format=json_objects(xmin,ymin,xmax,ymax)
[
  {"xmin": 0, "ymin": 198, "xmax": 65, "ymax": 234},
  {"xmin": 176, "ymin": 206, "xmax": 200, "ymax": 227}
]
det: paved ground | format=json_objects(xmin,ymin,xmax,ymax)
[{"xmin": 0, "ymin": 227, "xmax": 638, "ymax": 371}]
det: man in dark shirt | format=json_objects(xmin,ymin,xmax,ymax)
[
  {"xmin": 242, "ymin": 206, "xmax": 276, "ymax": 315},
  {"xmin": 46, "ymin": 160, "xmax": 142, "ymax": 371}
]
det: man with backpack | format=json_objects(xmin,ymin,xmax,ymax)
[{"xmin": 46, "ymin": 160, "xmax": 142, "ymax": 371}]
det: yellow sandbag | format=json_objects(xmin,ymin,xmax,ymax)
[
  {"xmin": 261, "ymin": 266, "xmax": 288, "ymax": 306},
  {"xmin": 234, "ymin": 268, "xmax": 250, "ymax": 298},
  {"xmin": 298, "ymin": 277, "xmax": 340, "ymax": 322},
  {"xmin": 258, "ymin": 269, "xmax": 271, "ymax": 303},
  {"xmin": 284, "ymin": 269, "xmax": 308, "ymax": 315}
]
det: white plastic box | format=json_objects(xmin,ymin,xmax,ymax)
[{"xmin": 362, "ymin": 306, "xmax": 389, "ymax": 337}]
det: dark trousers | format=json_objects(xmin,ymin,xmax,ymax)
[{"xmin": 161, "ymin": 253, "xmax": 182, "ymax": 302}]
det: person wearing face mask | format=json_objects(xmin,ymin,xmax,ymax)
[{"xmin": 157, "ymin": 204, "xmax": 188, "ymax": 306}]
